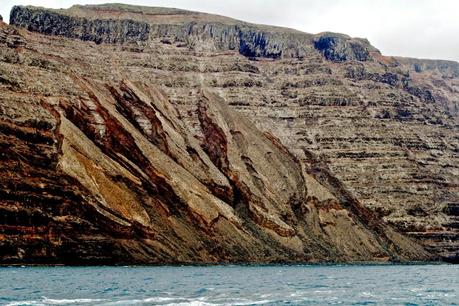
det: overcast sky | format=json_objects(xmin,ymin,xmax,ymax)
[{"xmin": 1, "ymin": 0, "xmax": 458, "ymax": 62}]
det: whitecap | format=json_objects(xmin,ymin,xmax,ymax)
[
  {"xmin": 142, "ymin": 297, "xmax": 185, "ymax": 303},
  {"xmin": 42, "ymin": 298, "xmax": 106, "ymax": 305},
  {"xmin": 99, "ymin": 296, "xmax": 188, "ymax": 305},
  {"xmin": 409, "ymin": 287, "xmax": 424, "ymax": 292},
  {"xmin": 5, "ymin": 301, "xmax": 46, "ymax": 306},
  {"xmin": 98, "ymin": 300, "xmax": 145, "ymax": 305},
  {"xmin": 163, "ymin": 303, "xmax": 217, "ymax": 306},
  {"xmin": 4, "ymin": 298, "xmax": 104, "ymax": 306},
  {"xmin": 313, "ymin": 289, "xmax": 334, "ymax": 294},
  {"xmin": 232, "ymin": 300, "xmax": 274, "ymax": 305}
]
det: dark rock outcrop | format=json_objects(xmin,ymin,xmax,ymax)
[
  {"xmin": 9, "ymin": 5, "xmax": 367, "ymax": 61},
  {"xmin": 10, "ymin": 6, "xmax": 150, "ymax": 44},
  {"xmin": 314, "ymin": 33, "xmax": 376, "ymax": 62}
]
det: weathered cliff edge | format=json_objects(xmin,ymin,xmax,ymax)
[
  {"xmin": 9, "ymin": 4, "xmax": 378, "ymax": 61},
  {"xmin": 0, "ymin": 4, "xmax": 457, "ymax": 264}
]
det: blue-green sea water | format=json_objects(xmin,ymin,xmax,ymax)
[{"xmin": 0, "ymin": 264, "xmax": 457, "ymax": 305}]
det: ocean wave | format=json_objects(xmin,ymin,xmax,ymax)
[
  {"xmin": 162, "ymin": 303, "xmax": 217, "ymax": 306},
  {"xmin": 98, "ymin": 296, "xmax": 190, "ymax": 305},
  {"xmin": 98, "ymin": 296, "xmax": 274, "ymax": 306},
  {"xmin": 162, "ymin": 300, "xmax": 273, "ymax": 306},
  {"xmin": 231, "ymin": 300, "xmax": 274, "ymax": 305},
  {"xmin": 3, "ymin": 265, "xmax": 457, "ymax": 306},
  {"xmin": 5, "ymin": 301, "xmax": 46, "ymax": 306},
  {"xmin": 5, "ymin": 298, "xmax": 106, "ymax": 306},
  {"xmin": 42, "ymin": 298, "xmax": 107, "ymax": 305}
]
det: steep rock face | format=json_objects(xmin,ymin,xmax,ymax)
[
  {"xmin": 0, "ymin": 19, "xmax": 431, "ymax": 264},
  {"xmin": 1, "ymin": 4, "xmax": 458, "ymax": 263},
  {"xmin": 10, "ymin": 5, "xmax": 374, "ymax": 60},
  {"xmin": 399, "ymin": 58, "xmax": 459, "ymax": 77},
  {"xmin": 10, "ymin": 6, "xmax": 151, "ymax": 44},
  {"xmin": 313, "ymin": 33, "xmax": 375, "ymax": 62}
]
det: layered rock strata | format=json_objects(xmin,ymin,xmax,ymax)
[{"xmin": 1, "ymin": 4, "xmax": 457, "ymax": 263}]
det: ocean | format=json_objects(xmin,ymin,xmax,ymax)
[{"xmin": 0, "ymin": 264, "xmax": 457, "ymax": 305}]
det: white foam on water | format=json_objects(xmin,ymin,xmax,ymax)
[
  {"xmin": 409, "ymin": 287, "xmax": 424, "ymax": 292},
  {"xmin": 163, "ymin": 303, "xmax": 217, "ymax": 306},
  {"xmin": 231, "ymin": 299, "xmax": 274, "ymax": 305},
  {"xmin": 142, "ymin": 297, "xmax": 182, "ymax": 302},
  {"xmin": 6, "ymin": 297, "xmax": 108, "ymax": 306},
  {"xmin": 313, "ymin": 289, "xmax": 334, "ymax": 294},
  {"xmin": 99, "ymin": 296, "xmax": 275, "ymax": 306},
  {"xmin": 97, "ymin": 300, "xmax": 141, "ymax": 305},
  {"xmin": 42, "ymin": 298, "xmax": 106, "ymax": 305},
  {"xmin": 260, "ymin": 293, "xmax": 272, "ymax": 298},
  {"xmin": 98, "ymin": 299, "xmax": 147, "ymax": 305},
  {"xmin": 5, "ymin": 301, "xmax": 46, "ymax": 306},
  {"xmin": 99, "ymin": 296, "xmax": 189, "ymax": 305}
]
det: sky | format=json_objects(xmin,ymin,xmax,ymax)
[{"xmin": 1, "ymin": 0, "xmax": 458, "ymax": 62}]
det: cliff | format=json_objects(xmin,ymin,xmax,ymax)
[
  {"xmin": 9, "ymin": 5, "xmax": 378, "ymax": 60},
  {"xmin": 0, "ymin": 4, "xmax": 457, "ymax": 264}
]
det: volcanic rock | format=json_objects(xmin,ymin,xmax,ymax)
[
  {"xmin": 313, "ymin": 32, "xmax": 374, "ymax": 62},
  {"xmin": 1, "ymin": 4, "xmax": 458, "ymax": 264}
]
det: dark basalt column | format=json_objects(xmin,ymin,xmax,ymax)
[{"xmin": 10, "ymin": 6, "xmax": 150, "ymax": 44}]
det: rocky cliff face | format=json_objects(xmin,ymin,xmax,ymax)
[
  {"xmin": 1, "ymin": 4, "xmax": 457, "ymax": 264},
  {"xmin": 9, "ymin": 5, "xmax": 377, "ymax": 60}
]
